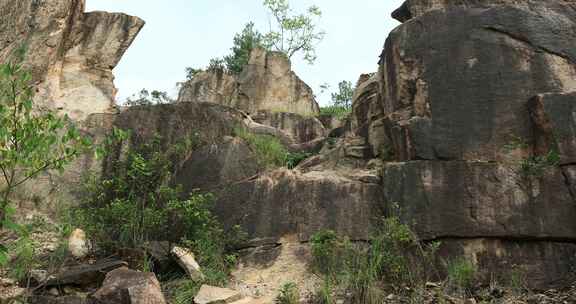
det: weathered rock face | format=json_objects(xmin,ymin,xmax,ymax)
[
  {"xmin": 382, "ymin": 1, "xmax": 576, "ymax": 162},
  {"xmin": 251, "ymin": 110, "xmax": 326, "ymax": 144},
  {"xmin": 177, "ymin": 48, "xmax": 320, "ymax": 117},
  {"xmin": 215, "ymin": 169, "xmax": 382, "ymax": 243},
  {"xmin": 177, "ymin": 70, "xmax": 238, "ymax": 108},
  {"xmin": 381, "ymin": 161, "xmax": 576, "ymax": 241},
  {"xmin": 351, "ymin": 73, "xmax": 386, "ymax": 157},
  {"xmin": 529, "ymin": 92, "xmax": 576, "ymax": 165},
  {"xmin": 392, "ymin": 0, "xmax": 576, "ymax": 22},
  {"xmin": 0, "ymin": 0, "xmax": 144, "ymax": 121},
  {"xmin": 375, "ymin": 0, "xmax": 576, "ymax": 288}
]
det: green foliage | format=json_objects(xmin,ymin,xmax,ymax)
[
  {"xmin": 310, "ymin": 217, "xmax": 440, "ymax": 303},
  {"xmin": 285, "ymin": 151, "xmax": 311, "ymax": 169},
  {"xmin": 520, "ymin": 150, "xmax": 560, "ymax": 177},
  {"xmin": 170, "ymin": 279, "xmax": 202, "ymax": 304},
  {"xmin": 276, "ymin": 282, "xmax": 300, "ymax": 304},
  {"xmin": 331, "ymin": 81, "xmax": 354, "ymax": 110},
  {"xmin": 234, "ymin": 128, "xmax": 310, "ymax": 169},
  {"xmin": 235, "ymin": 128, "xmax": 287, "ymax": 168},
  {"xmin": 0, "ymin": 51, "xmax": 90, "ymax": 268},
  {"xmin": 185, "ymin": 67, "xmax": 203, "ymax": 81},
  {"xmin": 318, "ymin": 80, "xmax": 355, "ymax": 119},
  {"xmin": 446, "ymin": 258, "xmax": 476, "ymax": 295},
  {"xmin": 319, "ymin": 106, "xmax": 351, "ymax": 119},
  {"xmin": 262, "ymin": 0, "xmax": 325, "ymax": 63},
  {"xmin": 76, "ymin": 131, "xmax": 218, "ymax": 250},
  {"xmin": 125, "ymin": 89, "xmax": 174, "ymax": 106},
  {"xmin": 224, "ymin": 22, "xmax": 267, "ymax": 74},
  {"xmin": 207, "ymin": 58, "xmax": 226, "ymax": 72}
]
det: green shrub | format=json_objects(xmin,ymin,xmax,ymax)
[
  {"xmin": 310, "ymin": 230, "xmax": 341, "ymax": 275},
  {"xmin": 319, "ymin": 106, "xmax": 351, "ymax": 119},
  {"xmin": 276, "ymin": 282, "xmax": 300, "ymax": 304},
  {"xmin": 286, "ymin": 151, "xmax": 311, "ymax": 169},
  {"xmin": 520, "ymin": 150, "xmax": 560, "ymax": 177},
  {"xmin": 234, "ymin": 128, "xmax": 311, "ymax": 169},
  {"xmin": 446, "ymin": 258, "xmax": 476, "ymax": 294},
  {"xmin": 235, "ymin": 128, "xmax": 288, "ymax": 168},
  {"xmin": 310, "ymin": 217, "xmax": 440, "ymax": 303},
  {"xmin": 75, "ymin": 131, "xmax": 235, "ymax": 279}
]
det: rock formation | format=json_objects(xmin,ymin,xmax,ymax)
[
  {"xmin": 0, "ymin": 0, "xmax": 144, "ymax": 121},
  {"xmin": 4, "ymin": 0, "xmax": 576, "ymax": 299},
  {"xmin": 376, "ymin": 0, "xmax": 576, "ymax": 289},
  {"xmin": 178, "ymin": 48, "xmax": 320, "ymax": 117}
]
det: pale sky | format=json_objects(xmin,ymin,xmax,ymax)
[{"xmin": 85, "ymin": 0, "xmax": 402, "ymax": 105}]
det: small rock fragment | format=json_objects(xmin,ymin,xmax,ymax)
[
  {"xmin": 194, "ymin": 285, "xmax": 243, "ymax": 304},
  {"xmin": 171, "ymin": 246, "xmax": 204, "ymax": 281},
  {"xmin": 68, "ymin": 229, "xmax": 89, "ymax": 259}
]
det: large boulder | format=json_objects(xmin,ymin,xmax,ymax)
[
  {"xmin": 194, "ymin": 285, "xmax": 243, "ymax": 304},
  {"xmin": 391, "ymin": 0, "xmax": 576, "ymax": 22},
  {"xmin": 89, "ymin": 268, "xmax": 166, "ymax": 304},
  {"xmin": 0, "ymin": 0, "xmax": 144, "ymax": 121},
  {"xmin": 374, "ymin": 0, "xmax": 576, "ymax": 289},
  {"xmin": 381, "ymin": 1, "xmax": 576, "ymax": 162},
  {"xmin": 177, "ymin": 70, "xmax": 238, "ymax": 107},
  {"xmin": 177, "ymin": 48, "xmax": 320, "ymax": 117}
]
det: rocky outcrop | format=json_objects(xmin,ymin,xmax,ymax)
[
  {"xmin": 0, "ymin": 0, "xmax": 144, "ymax": 121},
  {"xmin": 215, "ymin": 169, "xmax": 381, "ymax": 243},
  {"xmin": 375, "ymin": 0, "xmax": 576, "ymax": 289},
  {"xmin": 382, "ymin": 1, "xmax": 576, "ymax": 162},
  {"xmin": 251, "ymin": 111, "xmax": 326, "ymax": 144},
  {"xmin": 178, "ymin": 48, "xmax": 320, "ymax": 117},
  {"xmin": 351, "ymin": 73, "xmax": 386, "ymax": 158},
  {"xmin": 392, "ymin": 0, "xmax": 576, "ymax": 22}
]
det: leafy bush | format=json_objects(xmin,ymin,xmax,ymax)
[
  {"xmin": 235, "ymin": 128, "xmax": 288, "ymax": 168},
  {"xmin": 310, "ymin": 217, "xmax": 440, "ymax": 303},
  {"xmin": 0, "ymin": 48, "xmax": 91, "ymax": 271},
  {"xmin": 446, "ymin": 258, "xmax": 476, "ymax": 295},
  {"xmin": 319, "ymin": 106, "xmax": 351, "ymax": 119},
  {"xmin": 234, "ymin": 128, "xmax": 310, "ymax": 169},
  {"xmin": 276, "ymin": 282, "xmax": 300, "ymax": 304},
  {"xmin": 520, "ymin": 150, "xmax": 560, "ymax": 177},
  {"xmin": 224, "ymin": 22, "xmax": 267, "ymax": 74},
  {"xmin": 125, "ymin": 89, "xmax": 174, "ymax": 106},
  {"xmin": 285, "ymin": 151, "xmax": 311, "ymax": 169},
  {"xmin": 75, "ymin": 130, "xmax": 236, "ymax": 280}
]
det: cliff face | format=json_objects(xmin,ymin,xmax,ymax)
[
  {"xmin": 6, "ymin": 0, "xmax": 576, "ymax": 297},
  {"xmin": 375, "ymin": 0, "xmax": 576, "ymax": 288},
  {"xmin": 0, "ymin": 0, "xmax": 143, "ymax": 215},
  {"xmin": 178, "ymin": 48, "xmax": 321, "ymax": 117},
  {"xmin": 0, "ymin": 0, "xmax": 144, "ymax": 121},
  {"xmin": 104, "ymin": 0, "xmax": 576, "ymax": 291}
]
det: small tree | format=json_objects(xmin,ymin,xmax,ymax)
[
  {"xmin": 125, "ymin": 89, "xmax": 174, "ymax": 106},
  {"xmin": 331, "ymin": 80, "xmax": 354, "ymax": 109},
  {"xmin": 0, "ymin": 52, "xmax": 91, "ymax": 263},
  {"xmin": 185, "ymin": 67, "xmax": 203, "ymax": 81},
  {"xmin": 224, "ymin": 22, "xmax": 267, "ymax": 74},
  {"xmin": 263, "ymin": 0, "xmax": 325, "ymax": 64}
]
